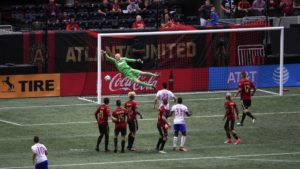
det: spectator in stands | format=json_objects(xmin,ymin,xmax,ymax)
[
  {"xmin": 127, "ymin": 0, "xmax": 141, "ymax": 13},
  {"xmin": 237, "ymin": 0, "xmax": 252, "ymax": 17},
  {"xmin": 132, "ymin": 15, "xmax": 145, "ymax": 29},
  {"xmin": 268, "ymin": 0, "xmax": 280, "ymax": 17},
  {"xmin": 98, "ymin": 0, "xmax": 112, "ymax": 16},
  {"xmin": 252, "ymin": 0, "xmax": 266, "ymax": 16},
  {"xmin": 161, "ymin": 12, "xmax": 171, "ymax": 27},
  {"xmin": 60, "ymin": 11, "xmax": 70, "ymax": 24},
  {"xmin": 209, "ymin": 6, "xmax": 219, "ymax": 25},
  {"xmin": 47, "ymin": 0, "xmax": 59, "ymax": 23},
  {"xmin": 221, "ymin": 0, "xmax": 236, "ymax": 19},
  {"xmin": 198, "ymin": 0, "xmax": 213, "ymax": 26},
  {"xmin": 279, "ymin": 0, "xmax": 293, "ymax": 16},
  {"xmin": 66, "ymin": 17, "xmax": 80, "ymax": 30},
  {"xmin": 140, "ymin": 0, "xmax": 151, "ymax": 12},
  {"xmin": 48, "ymin": 0, "xmax": 59, "ymax": 16},
  {"xmin": 112, "ymin": 0, "xmax": 122, "ymax": 13},
  {"xmin": 293, "ymin": 0, "xmax": 300, "ymax": 15}
]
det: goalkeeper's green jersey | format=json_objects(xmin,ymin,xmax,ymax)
[{"xmin": 105, "ymin": 54, "xmax": 137, "ymax": 76}]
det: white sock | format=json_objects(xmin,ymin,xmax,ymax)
[
  {"xmin": 173, "ymin": 137, "xmax": 178, "ymax": 147},
  {"xmin": 180, "ymin": 136, "xmax": 186, "ymax": 147}
]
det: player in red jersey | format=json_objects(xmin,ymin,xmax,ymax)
[
  {"xmin": 223, "ymin": 93, "xmax": 241, "ymax": 145},
  {"xmin": 124, "ymin": 91, "xmax": 143, "ymax": 151},
  {"xmin": 235, "ymin": 71, "xmax": 256, "ymax": 126},
  {"xmin": 94, "ymin": 97, "xmax": 110, "ymax": 152},
  {"xmin": 111, "ymin": 100, "xmax": 128, "ymax": 153},
  {"xmin": 156, "ymin": 99, "xmax": 171, "ymax": 153}
]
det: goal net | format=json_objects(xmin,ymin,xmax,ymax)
[{"xmin": 79, "ymin": 26, "xmax": 284, "ymax": 104}]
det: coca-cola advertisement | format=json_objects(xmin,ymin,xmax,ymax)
[{"xmin": 60, "ymin": 68, "xmax": 208, "ymax": 96}]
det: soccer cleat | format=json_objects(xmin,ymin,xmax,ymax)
[
  {"xmin": 95, "ymin": 148, "xmax": 99, "ymax": 152},
  {"xmin": 105, "ymin": 149, "xmax": 110, "ymax": 152},
  {"xmin": 159, "ymin": 150, "xmax": 167, "ymax": 154},
  {"xmin": 173, "ymin": 147, "xmax": 176, "ymax": 151},
  {"xmin": 252, "ymin": 118, "xmax": 256, "ymax": 124},
  {"xmin": 114, "ymin": 149, "xmax": 117, "ymax": 153},
  {"xmin": 224, "ymin": 139, "xmax": 232, "ymax": 144},
  {"xmin": 128, "ymin": 147, "xmax": 136, "ymax": 151},
  {"xmin": 237, "ymin": 122, "xmax": 243, "ymax": 126},
  {"xmin": 179, "ymin": 147, "xmax": 187, "ymax": 152},
  {"xmin": 234, "ymin": 138, "xmax": 241, "ymax": 145}
]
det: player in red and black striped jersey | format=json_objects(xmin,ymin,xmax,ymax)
[
  {"xmin": 223, "ymin": 93, "xmax": 240, "ymax": 145},
  {"xmin": 235, "ymin": 72, "xmax": 257, "ymax": 126},
  {"xmin": 94, "ymin": 97, "xmax": 110, "ymax": 152},
  {"xmin": 156, "ymin": 99, "xmax": 171, "ymax": 153},
  {"xmin": 111, "ymin": 100, "xmax": 128, "ymax": 153},
  {"xmin": 124, "ymin": 91, "xmax": 143, "ymax": 151}
]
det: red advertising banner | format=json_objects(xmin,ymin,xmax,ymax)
[{"xmin": 61, "ymin": 68, "xmax": 208, "ymax": 96}]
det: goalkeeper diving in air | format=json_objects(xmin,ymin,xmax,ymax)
[{"xmin": 102, "ymin": 50, "xmax": 159, "ymax": 89}]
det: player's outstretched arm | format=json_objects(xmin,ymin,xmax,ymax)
[
  {"xmin": 185, "ymin": 110, "xmax": 192, "ymax": 117},
  {"xmin": 102, "ymin": 51, "xmax": 116, "ymax": 62},
  {"xmin": 124, "ymin": 57, "xmax": 137, "ymax": 63}
]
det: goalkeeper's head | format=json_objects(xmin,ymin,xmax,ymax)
[{"xmin": 114, "ymin": 53, "xmax": 121, "ymax": 60}]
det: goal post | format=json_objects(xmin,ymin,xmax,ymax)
[{"xmin": 94, "ymin": 26, "xmax": 284, "ymax": 104}]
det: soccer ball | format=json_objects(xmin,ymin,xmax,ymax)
[{"xmin": 104, "ymin": 75, "xmax": 111, "ymax": 81}]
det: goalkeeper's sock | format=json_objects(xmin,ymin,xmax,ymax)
[
  {"xmin": 139, "ymin": 81, "xmax": 153, "ymax": 87},
  {"xmin": 143, "ymin": 72, "xmax": 159, "ymax": 77},
  {"xmin": 180, "ymin": 136, "xmax": 186, "ymax": 148},
  {"xmin": 173, "ymin": 137, "xmax": 178, "ymax": 148}
]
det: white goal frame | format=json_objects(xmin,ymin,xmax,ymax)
[{"xmin": 97, "ymin": 27, "xmax": 284, "ymax": 104}]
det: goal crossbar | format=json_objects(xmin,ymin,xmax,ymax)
[{"xmin": 97, "ymin": 27, "xmax": 284, "ymax": 104}]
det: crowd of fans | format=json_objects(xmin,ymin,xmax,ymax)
[{"xmin": 5, "ymin": 0, "xmax": 300, "ymax": 31}]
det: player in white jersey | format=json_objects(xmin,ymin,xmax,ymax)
[
  {"xmin": 154, "ymin": 82, "xmax": 177, "ymax": 117},
  {"xmin": 31, "ymin": 136, "xmax": 48, "ymax": 169},
  {"xmin": 170, "ymin": 97, "xmax": 192, "ymax": 151}
]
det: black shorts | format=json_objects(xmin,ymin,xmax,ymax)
[
  {"xmin": 157, "ymin": 126, "xmax": 168, "ymax": 137},
  {"xmin": 242, "ymin": 100, "xmax": 251, "ymax": 109},
  {"xmin": 224, "ymin": 119, "xmax": 235, "ymax": 131},
  {"xmin": 128, "ymin": 120, "xmax": 138, "ymax": 132},
  {"xmin": 115, "ymin": 128, "xmax": 127, "ymax": 136},
  {"xmin": 98, "ymin": 124, "xmax": 109, "ymax": 135}
]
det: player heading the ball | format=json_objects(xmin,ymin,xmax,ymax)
[{"xmin": 102, "ymin": 50, "xmax": 159, "ymax": 89}]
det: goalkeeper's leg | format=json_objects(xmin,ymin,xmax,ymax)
[{"xmin": 132, "ymin": 69, "xmax": 159, "ymax": 77}]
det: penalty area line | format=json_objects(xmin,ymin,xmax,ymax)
[
  {"xmin": 21, "ymin": 111, "xmax": 300, "ymax": 126},
  {"xmin": 1, "ymin": 151, "xmax": 300, "ymax": 169},
  {"xmin": 0, "ymin": 119, "xmax": 22, "ymax": 126}
]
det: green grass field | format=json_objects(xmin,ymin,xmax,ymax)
[{"xmin": 1, "ymin": 88, "xmax": 300, "ymax": 169}]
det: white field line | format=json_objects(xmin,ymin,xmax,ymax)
[
  {"xmin": 0, "ymin": 119, "xmax": 22, "ymax": 126},
  {"xmin": 21, "ymin": 111, "xmax": 300, "ymax": 126},
  {"xmin": 222, "ymin": 157, "xmax": 300, "ymax": 163},
  {"xmin": 1, "ymin": 151, "xmax": 300, "ymax": 169},
  {"xmin": 1, "ymin": 93, "xmax": 300, "ymax": 111},
  {"xmin": 257, "ymin": 89, "xmax": 280, "ymax": 95}
]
